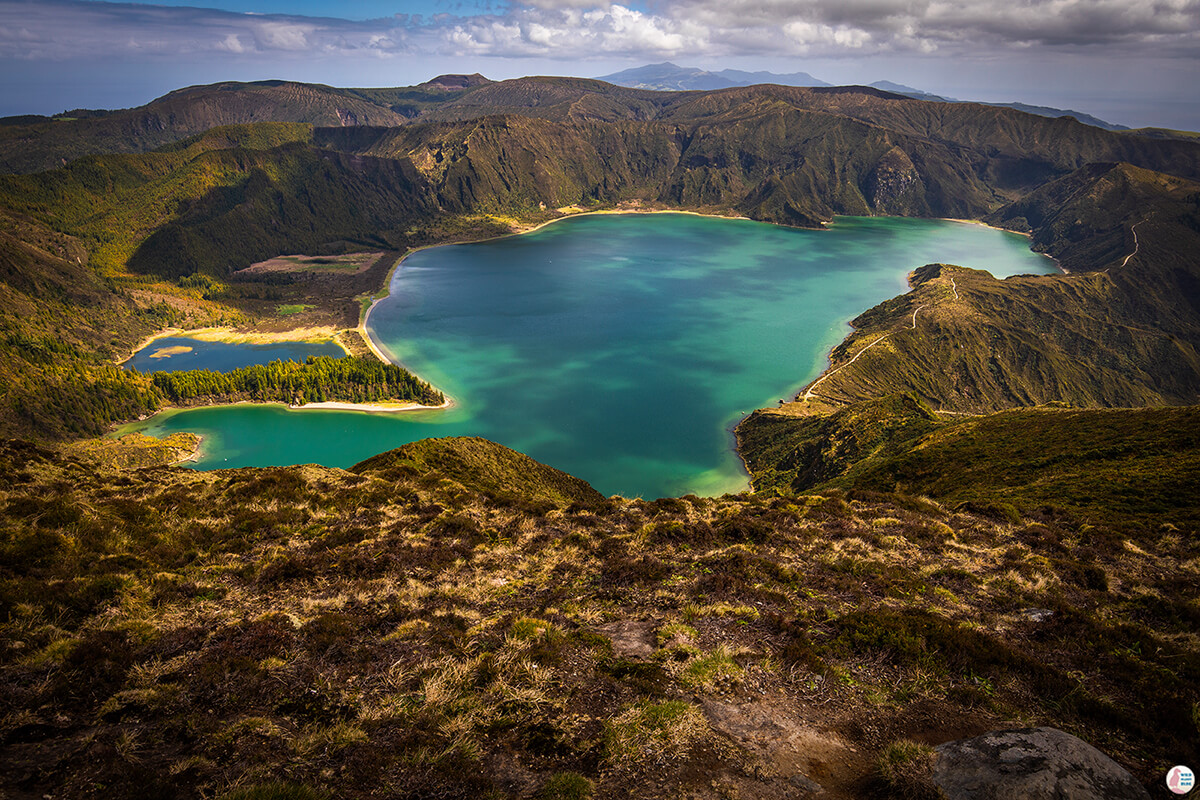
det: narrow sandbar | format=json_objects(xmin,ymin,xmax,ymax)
[{"xmin": 288, "ymin": 398, "xmax": 453, "ymax": 413}]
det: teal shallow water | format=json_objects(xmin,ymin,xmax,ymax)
[{"xmin": 121, "ymin": 214, "xmax": 1058, "ymax": 498}]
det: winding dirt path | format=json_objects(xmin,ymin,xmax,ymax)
[
  {"xmin": 1121, "ymin": 221, "xmax": 1143, "ymax": 268},
  {"xmin": 800, "ymin": 270, "xmax": 958, "ymax": 403},
  {"xmin": 803, "ymin": 333, "xmax": 891, "ymax": 400}
]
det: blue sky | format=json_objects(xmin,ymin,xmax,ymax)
[
  {"xmin": 1, "ymin": 0, "xmax": 1198, "ymax": 129},
  {"xmin": 133, "ymin": 0, "xmax": 507, "ymax": 20}
]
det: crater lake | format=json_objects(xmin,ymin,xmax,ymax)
[{"xmin": 120, "ymin": 214, "xmax": 1059, "ymax": 498}]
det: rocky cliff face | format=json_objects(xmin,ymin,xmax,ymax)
[{"xmin": 865, "ymin": 146, "xmax": 922, "ymax": 212}]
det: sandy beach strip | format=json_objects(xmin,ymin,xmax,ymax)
[{"xmin": 288, "ymin": 398, "xmax": 453, "ymax": 413}]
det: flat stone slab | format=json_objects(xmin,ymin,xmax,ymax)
[
  {"xmin": 934, "ymin": 727, "xmax": 1150, "ymax": 800},
  {"xmin": 596, "ymin": 619, "xmax": 656, "ymax": 659}
]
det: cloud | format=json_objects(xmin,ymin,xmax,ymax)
[{"xmin": 0, "ymin": 0, "xmax": 1196, "ymax": 64}]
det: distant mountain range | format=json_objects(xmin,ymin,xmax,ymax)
[
  {"xmin": 597, "ymin": 62, "xmax": 830, "ymax": 91},
  {"xmin": 599, "ymin": 63, "xmax": 1128, "ymax": 131}
]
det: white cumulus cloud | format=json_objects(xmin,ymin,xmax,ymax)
[{"xmin": 0, "ymin": 0, "xmax": 1195, "ymax": 64}]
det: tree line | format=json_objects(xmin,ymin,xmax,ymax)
[{"xmin": 149, "ymin": 356, "xmax": 444, "ymax": 407}]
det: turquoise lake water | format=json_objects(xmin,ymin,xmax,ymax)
[
  {"xmin": 125, "ymin": 336, "xmax": 344, "ymax": 373},
  {"xmin": 120, "ymin": 214, "xmax": 1058, "ymax": 498}
]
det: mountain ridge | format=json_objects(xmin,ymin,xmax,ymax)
[
  {"xmin": 598, "ymin": 63, "xmax": 1129, "ymax": 130},
  {"xmin": 0, "ymin": 75, "xmax": 1161, "ymax": 177}
]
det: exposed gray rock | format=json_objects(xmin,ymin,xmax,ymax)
[
  {"xmin": 1018, "ymin": 608, "xmax": 1054, "ymax": 622},
  {"xmin": 866, "ymin": 146, "xmax": 920, "ymax": 212},
  {"xmin": 787, "ymin": 772, "xmax": 824, "ymax": 795},
  {"xmin": 933, "ymin": 727, "xmax": 1150, "ymax": 800},
  {"xmin": 596, "ymin": 619, "xmax": 655, "ymax": 659}
]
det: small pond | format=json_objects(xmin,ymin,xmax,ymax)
[{"xmin": 125, "ymin": 336, "xmax": 345, "ymax": 374}]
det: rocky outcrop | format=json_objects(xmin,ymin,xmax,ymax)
[
  {"xmin": 933, "ymin": 727, "xmax": 1150, "ymax": 800},
  {"xmin": 866, "ymin": 146, "xmax": 921, "ymax": 212}
]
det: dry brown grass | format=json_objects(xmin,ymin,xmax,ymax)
[{"xmin": 0, "ymin": 442, "xmax": 1194, "ymax": 798}]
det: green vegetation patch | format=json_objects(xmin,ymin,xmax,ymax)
[
  {"xmin": 150, "ymin": 355, "xmax": 444, "ymax": 408},
  {"xmin": 603, "ymin": 700, "xmax": 708, "ymax": 766},
  {"xmin": 277, "ymin": 304, "xmax": 314, "ymax": 316}
]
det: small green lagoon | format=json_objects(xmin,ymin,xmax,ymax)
[
  {"xmin": 121, "ymin": 214, "xmax": 1058, "ymax": 498},
  {"xmin": 126, "ymin": 336, "xmax": 344, "ymax": 374}
]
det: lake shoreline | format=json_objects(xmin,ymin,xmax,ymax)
[
  {"xmin": 940, "ymin": 217, "xmax": 1065, "ymax": 273},
  {"xmin": 131, "ymin": 395, "xmax": 454, "ymax": 429},
  {"xmin": 357, "ymin": 207, "xmax": 751, "ymax": 404}
]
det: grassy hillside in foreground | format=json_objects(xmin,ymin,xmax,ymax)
[{"xmin": 0, "ymin": 437, "xmax": 1195, "ymax": 799}]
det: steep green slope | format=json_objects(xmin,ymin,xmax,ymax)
[
  {"xmin": 125, "ymin": 146, "xmax": 437, "ymax": 280},
  {"xmin": 0, "ymin": 439, "xmax": 1194, "ymax": 798},
  {"xmin": 322, "ymin": 110, "xmax": 995, "ymax": 226},
  {"xmin": 988, "ymin": 162, "xmax": 1200, "ymax": 340},
  {"xmin": 0, "ymin": 125, "xmax": 435, "ymax": 280},
  {"xmin": 740, "ymin": 87, "xmax": 1200, "ymax": 186},
  {"xmin": 0, "ymin": 210, "xmax": 169, "ymax": 438},
  {"xmin": 415, "ymin": 79, "xmax": 1200, "ymax": 188},
  {"xmin": 0, "ymin": 123, "xmax": 316, "ymax": 275}
]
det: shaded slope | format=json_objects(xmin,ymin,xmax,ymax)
[
  {"xmin": 0, "ymin": 125, "xmax": 436, "ymax": 280},
  {"xmin": 0, "ymin": 209, "xmax": 168, "ymax": 439},
  {"xmin": 418, "ymin": 80, "xmax": 1200, "ymax": 187},
  {"xmin": 125, "ymin": 146, "xmax": 437, "ymax": 280},
  {"xmin": 316, "ymin": 108, "xmax": 997, "ymax": 226},
  {"xmin": 987, "ymin": 162, "xmax": 1200, "ymax": 339},
  {"xmin": 0, "ymin": 123, "xmax": 318, "ymax": 275}
]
